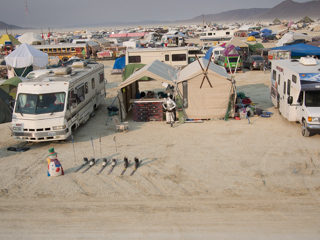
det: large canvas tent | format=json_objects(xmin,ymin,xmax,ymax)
[
  {"xmin": 5, "ymin": 43, "xmax": 49, "ymax": 78},
  {"xmin": 117, "ymin": 59, "xmax": 235, "ymax": 120}
]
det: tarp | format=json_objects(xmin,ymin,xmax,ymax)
[
  {"xmin": 247, "ymin": 43, "xmax": 264, "ymax": 53},
  {"xmin": 260, "ymin": 29, "xmax": 272, "ymax": 33},
  {"xmin": 122, "ymin": 63, "xmax": 149, "ymax": 81},
  {"xmin": 5, "ymin": 43, "xmax": 49, "ymax": 68},
  {"xmin": 276, "ymin": 32, "xmax": 312, "ymax": 47},
  {"xmin": 248, "ymin": 31, "xmax": 259, "ymax": 36},
  {"xmin": 0, "ymin": 88, "xmax": 12, "ymax": 123},
  {"xmin": 271, "ymin": 43, "xmax": 320, "ymax": 57}
]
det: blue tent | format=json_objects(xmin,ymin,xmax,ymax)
[
  {"xmin": 271, "ymin": 43, "xmax": 320, "ymax": 57},
  {"xmin": 113, "ymin": 56, "xmax": 125, "ymax": 70},
  {"xmin": 111, "ymin": 56, "xmax": 125, "ymax": 74},
  {"xmin": 248, "ymin": 31, "xmax": 259, "ymax": 36},
  {"xmin": 260, "ymin": 29, "xmax": 272, "ymax": 34}
]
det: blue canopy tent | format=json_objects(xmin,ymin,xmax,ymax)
[
  {"xmin": 260, "ymin": 29, "xmax": 272, "ymax": 34},
  {"xmin": 111, "ymin": 56, "xmax": 125, "ymax": 75},
  {"xmin": 271, "ymin": 43, "xmax": 320, "ymax": 57}
]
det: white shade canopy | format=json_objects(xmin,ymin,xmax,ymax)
[{"xmin": 5, "ymin": 43, "xmax": 49, "ymax": 68}]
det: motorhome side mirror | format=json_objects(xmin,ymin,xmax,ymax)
[{"xmin": 287, "ymin": 96, "xmax": 293, "ymax": 105}]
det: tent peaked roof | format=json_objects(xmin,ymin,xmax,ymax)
[
  {"xmin": 0, "ymin": 34, "xmax": 21, "ymax": 45},
  {"xmin": 273, "ymin": 18, "xmax": 281, "ymax": 24},
  {"xmin": 226, "ymin": 38, "xmax": 249, "ymax": 48},
  {"xmin": 298, "ymin": 16, "xmax": 315, "ymax": 24},
  {"xmin": 178, "ymin": 58, "xmax": 230, "ymax": 81},
  {"xmin": 118, "ymin": 60, "xmax": 176, "ymax": 89},
  {"xmin": 5, "ymin": 43, "xmax": 49, "ymax": 68}
]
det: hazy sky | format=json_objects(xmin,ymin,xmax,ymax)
[{"xmin": 1, "ymin": 0, "xmax": 312, "ymax": 30}]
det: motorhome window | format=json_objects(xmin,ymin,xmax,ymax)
[
  {"xmin": 165, "ymin": 55, "xmax": 169, "ymax": 61},
  {"xmin": 58, "ymin": 48, "xmax": 62, "ymax": 52},
  {"xmin": 62, "ymin": 48, "xmax": 66, "ymax": 52},
  {"xmin": 91, "ymin": 78, "xmax": 95, "ymax": 89},
  {"xmin": 283, "ymin": 81, "xmax": 286, "ymax": 95},
  {"xmin": 305, "ymin": 91, "xmax": 320, "ymax": 107},
  {"xmin": 292, "ymin": 75, "xmax": 297, "ymax": 83},
  {"xmin": 298, "ymin": 92, "xmax": 303, "ymax": 103},
  {"xmin": 208, "ymin": 33, "xmax": 212, "ymax": 36},
  {"xmin": 128, "ymin": 56, "xmax": 141, "ymax": 63},
  {"xmin": 214, "ymin": 51, "xmax": 220, "ymax": 55},
  {"xmin": 48, "ymin": 49, "xmax": 52, "ymax": 53},
  {"xmin": 287, "ymin": 80, "xmax": 291, "ymax": 95},
  {"xmin": 71, "ymin": 48, "xmax": 75, "ymax": 51},
  {"xmin": 76, "ymin": 86, "xmax": 85, "ymax": 103},
  {"xmin": 99, "ymin": 73, "xmax": 104, "ymax": 83},
  {"xmin": 188, "ymin": 50, "xmax": 202, "ymax": 54},
  {"xmin": 15, "ymin": 93, "xmax": 65, "ymax": 115},
  {"xmin": 278, "ymin": 74, "xmax": 281, "ymax": 85},
  {"xmin": 226, "ymin": 32, "xmax": 230, "ymax": 35},
  {"xmin": 172, "ymin": 54, "xmax": 186, "ymax": 61},
  {"xmin": 272, "ymin": 70, "xmax": 276, "ymax": 80}
]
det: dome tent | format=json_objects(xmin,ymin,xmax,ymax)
[{"xmin": 17, "ymin": 32, "xmax": 45, "ymax": 45}]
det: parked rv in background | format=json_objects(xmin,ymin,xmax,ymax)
[
  {"xmin": 270, "ymin": 57, "xmax": 320, "ymax": 137},
  {"xmin": 200, "ymin": 30, "xmax": 234, "ymax": 41},
  {"xmin": 12, "ymin": 61, "xmax": 106, "ymax": 142},
  {"xmin": 125, "ymin": 47, "xmax": 204, "ymax": 67}
]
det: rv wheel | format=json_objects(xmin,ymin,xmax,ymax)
[{"xmin": 302, "ymin": 120, "xmax": 310, "ymax": 137}]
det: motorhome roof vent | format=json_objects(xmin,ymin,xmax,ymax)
[
  {"xmin": 299, "ymin": 57, "xmax": 316, "ymax": 66},
  {"xmin": 54, "ymin": 66, "xmax": 72, "ymax": 75},
  {"xmin": 72, "ymin": 61, "xmax": 87, "ymax": 68}
]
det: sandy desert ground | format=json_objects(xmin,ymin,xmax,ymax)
[{"xmin": 0, "ymin": 54, "xmax": 320, "ymax": 239}]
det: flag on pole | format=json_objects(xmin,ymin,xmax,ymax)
[{"xmin": 25, "ymin": 3, "xmax": 28, "ymax": 14}]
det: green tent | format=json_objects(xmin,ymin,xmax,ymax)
[
  {"xmin": 0, "ymin": 76, "xmax": 22, "ymax": 99},
  {"xmin": 247, "ymin": 43, "xmax": 265, "ymax": 53},
  {"xmin": 273, "ymin": 18, "xmax": 281, "ymax": 24},
  {"xmin": 122, "ymin": 63, "xmax": 149, "ymax": 81},
  {"xmin": 298, "ymin": 16, "xmax": 315, "ymax": 24},
  {"xmin": 0, "ymin": 88, "xmax": 12, "ymax": 123}
]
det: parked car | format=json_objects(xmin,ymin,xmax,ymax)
[
  {"xmin": 217, "ymin": 55, "xmax": 242, "ymax": 72},
  {"xmin": 243, "ymin": 55, "xmax": 266, "ymax": 71}
]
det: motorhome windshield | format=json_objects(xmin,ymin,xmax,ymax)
[
  {"xmin": 305, "ymin": 91, "xmax": 320, "ymax": 107},
  {"xmin": 15, "ymin": 92, "xmax": 65, "ymax": 115}
]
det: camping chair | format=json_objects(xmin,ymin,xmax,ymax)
[{"xmin": 112, "ymin": 116, "xmax": 128, "ymax": 132}]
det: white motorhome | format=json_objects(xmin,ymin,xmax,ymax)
[
  {"xmin": 270, "ymin": 57, "xmax": 320, "ymax": 137},
  {"xmin": 200, "ymin": 30, "xmax": 234, "ymax": 41},
  {"xmin": 12, "ymin": 61, "xmax": 106, "ymax": 142},
  {"xmin": 125, "ymin": 47, "xmax": 204, "ymax": 67}
]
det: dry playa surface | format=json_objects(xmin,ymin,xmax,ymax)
[{"xmin": 0, "ymin": 59, "xmax": 320, "ymax": 239}]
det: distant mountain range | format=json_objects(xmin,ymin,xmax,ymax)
[
  {"xmin": 0, "ymin": 21, "xmax": 24, "ymax": 30},
  {"xmin": 180, "ymin": 0, "xmax": 320, "ymax": 24},
  {"xmin": 1, "ymin": 0, "xmax": 320, "ymax": 30}
]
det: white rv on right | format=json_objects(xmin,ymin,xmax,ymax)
[{"xmin": 270, "ymin": 57, "xmax": 320, "ymax": 137}]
